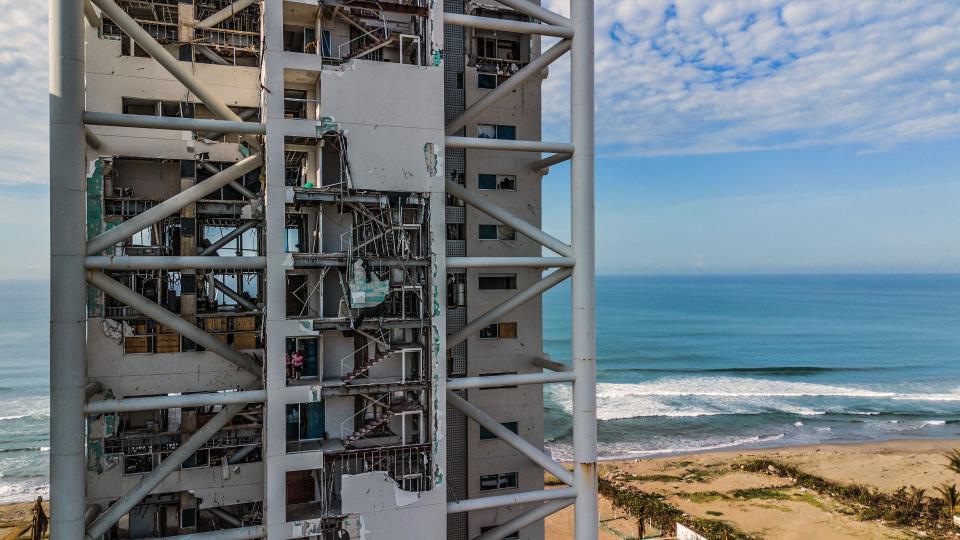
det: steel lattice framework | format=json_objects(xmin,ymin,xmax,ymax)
[{"xmin": 50, "ymin": 0, "xmax": 595, "ymax": 537}]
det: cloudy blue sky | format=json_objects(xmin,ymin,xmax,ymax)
[{"xmin": 1, "ymin": 0, "xmax": 958, "ymax": 277}]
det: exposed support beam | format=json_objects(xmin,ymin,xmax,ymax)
[
  {"xmin": 334, "ymin": 9, "xmax": 379, "ymax": 40},
  {"xmin": 84, "ymin": 381, "xmax": 103, "ymax": 400},
  {"xmin": 86, "ymin": 271, "xmax": 262, "ymax": 377},
  {"xmin": 446, "ymin": 136, "xmax": 573, "ymax": 155},
  {"xmin": 447, "ymin": 180, "xmax": 571, "ymax": 257},
  {"xmin": 493, "ymin": 0, "xmax": 571, "ymax": 27},
  {"xmin": 447, "ymin": 371, "xmax": 575, "ymax": 390},
  {"xmin": 196, "ymin": 44, "xmax": 231, "ymax": 65},
  {"xmin": 443, "ymin": 13, "xmax": 573, "ymax": 38},
  {"xmin": 448, "ymin": 268, "xmax": 571, "ymax": 349},
  {"xmin": 446, "ymin": 39, "xmax": 570, "ymax": 135},
  {"xmin": 200, "ymin": 108, "xmax": 260, "ymax": 140},
  {"xmin": 213, "ymin": 277, "xmax": 258, "ymax": 311},
  {"xmin": 83, "ymin": 111, "xmax": 265, "ymax": 134},
  {"xmin": 447, "ymin": 256, "xmax": 574, "ymax": 268},
  {"xmin": 86, "ymin": 154, "xmax": 262, "ymax": 254},
  {"xmin": 204, "ymin": 507, "xmax": 242, "ymax": 527},
  {"xmin": 448, "ymin": 391, "xmax": 574, "ymax": 485},
  {"xmin": 532, "ymin": 152, "xmax": 571, "ymax": 173},
  {"xmin": 83, "ymin": 0, "xmax": 100, "ymax": 27},
  {"xmin": 226, "ymin": 437, "xmax": 262, "ymax": 464},
  {"xmin": 85, "ymin": 256, "xmax": 266, "ymax": 270},
  {"xmin": 141, "ymin": 525, "xmax": 265, "ymax": 540},
  {"xmin": 86, "ymin": 402, "xmax": 249, "ymax": 539},
  {"xmin": 473, "ymin": 498, "xmax": 575, "ymax": 540},
  {"xmin": 90, "ymin": 0, "xmax": 243, "ymax": 121},
  {"xmin": 200, "ymin": 161, "xmax": 259, "ymax": 200},
  {"xmin": 448, "ymin": 486, "xmax": 578, "ymax": 514},
  {"xmin": 200, "ymin": 220, "xmax": 261, "ymax": 255},
  {"xmin": 194, "ymin": 0, "xmax": 258, "ymax": 29},
  {"xmin": 85, "ymin": 390, "xmax": 266, "ymax": 414},
  {"xmin": 85, "ymin": 127, "xmax": 103, "ymax": 149},
  {"xmin": 84, "ymin": 504, "xmax": 102, "ymax": 527},
  {"xmin": 533, "ymin": 356, "xmax": 571, "ymax": 372}
]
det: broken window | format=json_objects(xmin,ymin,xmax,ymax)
[
  {"xmin": 479, "ymin": 421, "xmax": 518, "ymax": 440},
  {"xmin": 286, "ymin": 274, "xmax": 309, "ymax": 317},
  {"xmin": 477, "ymin": 72, "xmax": 513, "ymax": 89},
  {"xmin": 479, "ymin": 471, "xmax": 518, "ymax": 491},
  {"xmin": 180, "ymin": 507, "xmax": 197, "ymax": 529},
  {"xmin": 122, "ymin": 98, "xmax": 158, "ymax": 116},
  {"xmin": 479, "ymin": 322, "xmax": 517, "ymax": 339},
  {"xmin": 478, "ymin": 274, "xmax": 517, "ymax": 290},
  {"xmin": 476, "ymin": 36, "xmax": 520, "ymax": 62},
  {"xmin": 284, "ymin": 89, "xmax": 309, "ymax": 119},
  {"xmin": 477, "ymin": 124, "xmax": 516, "ymax": 140},
  {"xmin": 122, "ymin": 98, "xmax": 195, "ymax": 118},
  {"xmin": 478, "ymin": 174, "xmax": 516, "ymax": 191},
  {"xmin": 478, "ymin": 73, "xmax": 497, "ymax": 89},
  {"xmin": 285, "ymin": 213, "xmax": 306, "ymax": 253},
  {"xmin": 478, "ymin": 224, "xmax": 516, "ymax": 241}
]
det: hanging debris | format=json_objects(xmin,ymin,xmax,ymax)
[{"xmin": 347, "ymin": 258, "xmax": 389, "ymax": 308}]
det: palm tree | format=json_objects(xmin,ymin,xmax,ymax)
[
  {"xmin": 936, "ymin": 483, "xmax": 960, "ymax": 517},
  {"xmin": 943, "ymin": 450, "xmax": 960, "ymax": 475}
]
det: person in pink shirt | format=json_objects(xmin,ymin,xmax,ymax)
[{"xmin": 291, "ymin": 350, "xmax": 304, "ymax": 380}]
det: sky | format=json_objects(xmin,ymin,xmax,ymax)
[{"xmin": 0, "ymin": 0, "xmax": 958, "ymax": 277}]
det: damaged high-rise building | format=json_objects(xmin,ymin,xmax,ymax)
[{"xmin": 49, "ymin": 0, "xmax": 596, "ymax": 538}]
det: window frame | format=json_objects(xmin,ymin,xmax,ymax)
[
  {"xmin": 478, "ymin": 174, "xmax": 517, "ymax": 192},
  {"xmin": 479, "ymin": 421, "xmax": 519, "ymax": 440},
  {"xmin": 476, "ymin": 124, "xmax": 517, "ymax": 140},
  {"xmin": 479, "ymin": 471, "xmax": 519, "ymax": 492},
  {"xmin": 478, "ymin": 323, "xmax": 518, "ymax": 340},
  {"xmin": 478, "ymin": 273, "xmax": 517, "ymax": 290}
]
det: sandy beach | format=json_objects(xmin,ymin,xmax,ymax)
[
  {"xmin": 546, "ymin": 439, "xmax": 960, "ymax": 539},
  {"xmin": 3, "ymin": 439, "xmax": 960, "ymax": 538}
]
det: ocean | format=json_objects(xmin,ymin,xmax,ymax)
[
  {"xmin": 544, "ymin": 274, "xmax": 960, "ymax": 461},
  {"xmin": 0, "ymin": 279, "xmax": 50, "ymax": 503},
  {"xmin": 1, "ymin": 275, "xmax": 959, "ymax": 502}
]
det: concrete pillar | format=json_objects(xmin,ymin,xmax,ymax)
[
  {"xmin": 49, "ymin": 0, "xmax": 88, "ymax": 535},
  {"xmin": 262, "ymin": 0, "xmax": 289, "ymax": 536},
  {"xmin": 180, "ymin": 162, "xmax": 198, "ymax": 351}
]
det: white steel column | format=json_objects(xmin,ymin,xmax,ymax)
[
  {"xmin": 261, "ymin": 0, "xmax": 287, "ymax": 536},
  {"xmin": 50, "ymin": 0, "xmax": 87, "ymax": 536},
  {"xmin": 570, "ymin": 0, "xmax": 598, "ymax": 535}
]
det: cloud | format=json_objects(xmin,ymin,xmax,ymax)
[
  {"xmin": 0, "ymin": 0, "xmax": 49, "ymax": 186},
  {"xmin": 2, "ymin": 1, "xmax": 958, "ymax": 188},
  {"xmin": 541, "ymin": 0, "xmax": 960, "ymax": 156}
]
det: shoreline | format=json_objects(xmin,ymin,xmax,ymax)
[
  {"xmin": 550, "ymin": 434, "xmax": 960, "ymax": 465},
  {"xmin": 547, "ymin": 437, "xmax": 960, "ymax": 539}
]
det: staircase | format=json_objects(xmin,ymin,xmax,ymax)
[
  {"xmin": 344, "ymin": 407, "xmax": 396, "ymax": 445},
  {"xmin": 336, "ymin": 9, "xmax": 381, "ymax": 37},
  {"xmin": 341, "ymin": 351, "xmax": 390, "ymax": 383},
  {"xmin": 334, "ymin": 7, "xmax": 398, "ymax": 62},
  {"xmin": 344, "ymin": 34, "xmax": 397, "ymax": 61}
]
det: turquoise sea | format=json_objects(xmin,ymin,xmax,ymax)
[
  {"xmin": 544, "ymin": 274, "xmax": 960, "ymax": 461},
  {"xmin": 1, "ymin": 275, "xmax": 959, "ymax": 501}
]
